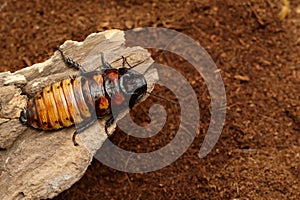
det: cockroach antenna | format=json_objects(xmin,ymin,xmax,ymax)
[{"xmin": 146, "ymin": 91, "xmax": 177, "ymax": 104}]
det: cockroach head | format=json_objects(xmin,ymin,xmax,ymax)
[{"xmin": 119, "ymin": 68, "xmax": 147, "ymax": 109}]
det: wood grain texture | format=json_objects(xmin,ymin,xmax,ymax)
[{"xmin": 0, "ymin": 30, "xmax": 157, "ymax": 199}]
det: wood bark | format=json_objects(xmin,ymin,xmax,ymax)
[{"xmin": 0, "ymin": 30, "xmax": 156, "ymax": 199}]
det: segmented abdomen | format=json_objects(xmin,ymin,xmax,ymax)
[{"xmin": 26, "ymin": 73, "xmax": 109, "ymax": 130}]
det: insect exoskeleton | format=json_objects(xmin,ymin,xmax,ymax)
[{"xmin": 20, "ymin": 48, "xmax": 147, "ymax": 145}]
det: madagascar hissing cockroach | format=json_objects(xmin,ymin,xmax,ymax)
[{"xmin": 19, "ymin": 48, "xmax": 147, "ymax": 145}]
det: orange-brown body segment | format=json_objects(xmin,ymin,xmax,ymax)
[
  {"xmin": 42, "ymin": 86, "xmax": 61, "ymax": 129},
  {"xmin": 52, "ymin": 81, "xmax": 73, "ymax": 127}
]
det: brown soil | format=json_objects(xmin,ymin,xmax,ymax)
[{"xmin": 1, "ymin": 0, "xmax": 300, "ymax": 199}]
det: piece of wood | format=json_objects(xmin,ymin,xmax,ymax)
[{"xmin": 0, "ymin": 30, "xmax": 157, "ymax": 199}]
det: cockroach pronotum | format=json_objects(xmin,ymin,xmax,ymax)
[{"xmin": 19, "ymin": 48, "xmax": 148, "ymax": 145}]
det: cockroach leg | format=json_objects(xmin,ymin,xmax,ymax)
[
  {"xmin": 101, "ymin": 52, "xmax": 113, "ymax": 69},
  {"xmin": 72, "ymin": 131, "xmax": 79, "ymax": 146},
  {"xmin": 105, "ymin": 115, "xmax": 115, "ymax": 137},
  {"xmin": 58, "ymin": 48, "xmax": 86, "ymax": 73}
]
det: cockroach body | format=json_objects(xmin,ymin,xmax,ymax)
[{"xmin": 19, "ymin": 49, "xmax": 147, "ymax": 144}]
